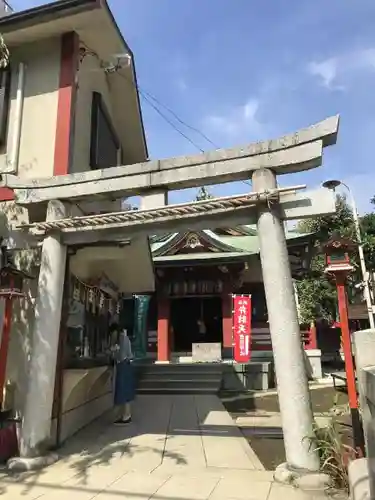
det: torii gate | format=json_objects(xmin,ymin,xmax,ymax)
[{"xmin": 3, "ymin": 115, "xmax": 338, "ymax": 479}]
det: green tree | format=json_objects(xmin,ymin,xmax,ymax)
[
  {"xmin": 296, "ymin": 194, "xmax": 356, "ymax": 324},
  {"xmin": 360, "ymin": 198, "xmax": 375, "ymax": 272},
  {"xmin": 296, "ymin": 193, "xmax": 375, "ymax": 324},
  {"xmin": 0, "ymin": 35, "xmax": 9, "ymax": 68},
  {"xmin": 297, "ymin": 194, "xmax": 355, "ymax": 240},
  {"xmin": 195, "ymin": 186, "xmax": 213, "ymax": 201}
]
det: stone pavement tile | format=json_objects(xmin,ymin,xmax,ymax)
[
  {"xmin": 268, "ymin": 483, "xmax": 329, "ymax": 500},
  {"xmin": 194, "ymin": 395, "xmax": 262, "ymax": 470},
  {"xmin": 208, "ymin": 473, "xmax": 272, "ymax": 500},
  {"xmin": 209, "ymin": 469, "xmax": 274, "ymax": 482},
  {"xmin": 112, "ymin": 395, "xmax": 172, "ymax": 472},
  {"xmin": 236, "ymin": 413, "xmax": 282, "ymax": 428},
  {"xmin": 153, "ymin": 473, "xmax": 221, "ymax": 500},
  {"xmin": 151, "ymin": 466, "xmax": 274, "ymax": 483},
  {"xmin": 236, "ymin": 414, "xmax": 331, "ymax": 430},
  {"xmin": 162, "ymin": 395, "xmax": 206, "ymax": 469},
  {"xmin": 95, "ymin": 470, "xmax": 172, "ymax": 499},
  {"xmin": 27, "ymin": 462, "xmax": 129, "ymax": 500}
]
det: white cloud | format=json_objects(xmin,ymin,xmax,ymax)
[
  {"xmin": 308, "ymin": 48, "xmax": 375, "ymax": 90},
  {"xmin": 204, "ymin": 98, "xmax": 262, "ymax": 138},
  {"xmin": 308, "ymin": 58, "xmax": 338, "ymax": 89}
]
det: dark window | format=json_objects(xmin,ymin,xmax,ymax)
[
  {"xmin": 0, "ymin": 66, "xmax": 11, "ymax": 149},
  {"xmin": 90, "ymin": 91, "xmax": 122, "ymax": 169}
]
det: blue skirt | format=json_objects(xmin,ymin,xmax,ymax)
[{"xmin": 114, "ymin": 360, "xmax": 135, "ymax": 405}]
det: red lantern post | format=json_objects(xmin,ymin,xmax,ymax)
[
  {"xmin": 0, "ymin": 270, "xmax": 25, "ymax": 407},
  {"xmin": 323, "ymin": 232, "xmax": 365, "ymax": 456}
]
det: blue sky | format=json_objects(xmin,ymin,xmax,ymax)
[{"xmin": 13, "ymin": 0, "xmax": 375, "ymax": 213}]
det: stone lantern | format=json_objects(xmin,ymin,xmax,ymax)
[{"xmin": 322, "ymin": 231, "xmax": 356, "ymax": 275}]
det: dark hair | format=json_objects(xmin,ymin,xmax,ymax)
[{"xmin": 109, "ymin": 323, "xmax": 119, "ymax": 333}]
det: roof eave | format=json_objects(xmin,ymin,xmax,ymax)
[
  {"xmin": 0, "ymin": 0, "xmax": 99, "ymax": 33},
  {"xmin": 153, "ymin": 252, "xmax": 254, "ymax": 267}
]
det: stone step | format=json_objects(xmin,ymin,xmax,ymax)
[
  {"xmin": 138, "ymin": 376, "xmax": 221, "ymax": 386},
  {"xmin": 135, "ymin": 363, "xmax": 223, "ymax": 395},
  {"xmin": 140, "ymin": 371, "xmax": 222, "ymax": 381},
  {"xmin": 137, "ymin": 386, "xmax": 220, "ymax": 394},
  {"xmin": 136, "ymin": 364, "xmax": 223, "ymax": 372}
]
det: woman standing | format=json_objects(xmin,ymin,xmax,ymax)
[{"xmin": 110, "ymin": 323, "xmax": 135, "ymax": 425}]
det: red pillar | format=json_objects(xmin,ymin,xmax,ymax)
[
  {"xmin": 157, "ymin": 296, "xmax": 170, "ymax": 362},
  {"xmin": 305, "ymin": 322, "xmax": 318, "ymax": 350},
  {"xmin": 0, "ymin": 298, "xmax": 13, "ymax": 406},
  {"xmin": 336, "ymin": 273, "xmax": 365, "ymax": 456},
  {"xmin": 336, "ymin": 276, "xmax": 357, "ymax": 410},
  {"xmin": 222, "ymin": 293, "xmax": 233, "ymax": 356}
]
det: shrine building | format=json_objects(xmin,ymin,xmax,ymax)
[{"xmin": 139, "ymin": 225, "xmax": 319, "ymax": 365}]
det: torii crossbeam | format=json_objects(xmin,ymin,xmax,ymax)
[{"xmin": 0, "ymin": 115, "xmax": 339, "ymax": 204}]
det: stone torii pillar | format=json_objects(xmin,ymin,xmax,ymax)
[
  {"xmin": 252, "ymin": 169, "xmax": 319, "ymax": 475},
  {"xmin": 9, "ymin": 200, "xmax": 67, "ymax": 469}
]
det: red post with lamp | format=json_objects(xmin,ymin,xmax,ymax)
[{"xmin": 322, "ymin": 232, "xmax": 365, "ymax": 456}]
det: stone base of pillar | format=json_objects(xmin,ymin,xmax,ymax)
[
  {"xmin": 304, "ymin": 349, "xmax": 323, "ymax": 380},
  {"xmin": 7, "ymin": 452, "xmax": 58, "ymax": 472},
  {"xmin": 274, "ymin": 463, "xmax": 330, "ymax": 491}
]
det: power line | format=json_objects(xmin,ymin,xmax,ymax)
[
  {"xmin": 134, "ymin": 80, "xmax": 253, "ymax": 189},
  {"xmin": 138, "ymin": 87, "xmax": 219, "ymax": 149},
  {"xmin": 129, "ymin": 80, "xmax": 252, "ymax": 188},
  {"xmin": 137, "ymin": 89, "xmax": 206, "ymax": 153},
  {"xmin": 80, "ymin": 46, "xmax": 252, "ymax": 188}
]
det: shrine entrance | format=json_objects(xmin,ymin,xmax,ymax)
[{"xmin": 171, "ymin": 296, "xmax": 222, "ymax": 352}]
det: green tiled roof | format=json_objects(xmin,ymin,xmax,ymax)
[{"xmin": 150, "ymin": 225, "xmax": 314, "ymax": 262}]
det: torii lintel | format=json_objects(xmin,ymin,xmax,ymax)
[{"xmin": 0, "ymin": 115, "xmax": 339, "ymax": 205}]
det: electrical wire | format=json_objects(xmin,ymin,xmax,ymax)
[
  {"xmin": 138, "ymin": 87, "xmax": 219, "ymax": 149},
  {"xmin": 80, "ymin": 44, "xmax": 252, "ymax": 188},
  {"xmin": 118, "ymin": 72, "xmax": 252, "ymax": 188},
  {"xmin": 135, "ymin": 87, "xmax": 206, "ymax": 153}
]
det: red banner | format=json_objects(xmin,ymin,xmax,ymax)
[{"xmin": 232, "ymin": 295, "xmax": 252, "ymax": 363}]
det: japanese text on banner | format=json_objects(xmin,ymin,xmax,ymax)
[{"xmin": 232, "ymin": 295, "xmax": 251, "ymax": 362}]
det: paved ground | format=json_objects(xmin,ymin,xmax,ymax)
[
  {"xmin": 221, "ymin": 386, "xmax": 350, "ymax": 471},
  {"xmin": 0, "ymin": 395, "xmax": 334, "ymax": 499},
  {"xmin": 222, "ymin": 386, "xmax": 349, "ymax": 416}
]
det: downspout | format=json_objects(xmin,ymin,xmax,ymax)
[{"xmin": 9, "ymin": 62, "xmax": 26, "ymax": 174}]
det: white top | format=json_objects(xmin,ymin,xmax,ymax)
[{"xmin": 113, "ymin": 330, "xmax": 133, "ymax": 362}]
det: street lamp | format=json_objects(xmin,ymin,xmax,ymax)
[{"xmin": 322, "ymin": 179, "xmax": 375, "ymax": 329}]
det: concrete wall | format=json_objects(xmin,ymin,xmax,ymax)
[
  {"xmin": 0, "ymin": 37, "xmax": 61, "ymax": 178},
  {"xmin": 221, "ymin": 362, "xmax": 274, "ymax": 391},
  {"xmin": 0, "ymin": 36, "xmax": 147, "ymax": 432},
  {"xmin": 350, "ymin": 329, "xmax": 375, "ymax": 500},
  {"xmin": 0, "ymin": 37, "xmax": 61, "ymax": 420},
  {"xmin": 51, "ymin": 366, "xmax": 113, "ymax": 444},
  {"xmin": 69, "ymin": 237, "xmax": 155, "ymax": 294}
]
